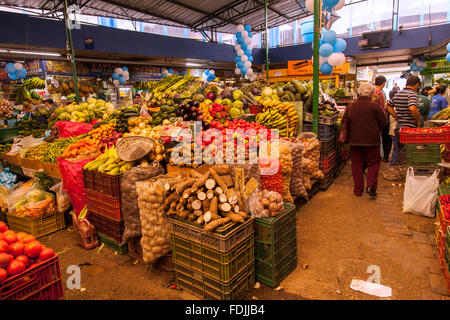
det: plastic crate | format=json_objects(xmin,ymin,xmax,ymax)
[
  {"xmin": 0, "ymin": 209, "xmax": 7, "ymax": 227},
  {"xmin": 88, "ymin": 211, "xmax": 124, "ymax": 243},
  {"xmin": 154, "ymin": 254, "xmax": 175, "ymax": 283},
  {"xmin": 85, "ymin": 188, "xmax": 122, "ymax": 221},
  {"xmin": 249, "ymin": 105, "xmax": 262, "ymax": 114},
  {"xmin": 82, "ymin": 169, "xmax": 122, "ymax": 199},
  {"xmin": 399, "ymin": 127, "xmax": 450, "ymax": 144},
  {"xmin": 42, "ymin": 162, "xmax": 61, "ymax": 179},
  {"xmin": 305, "ymin": 112, "xmax": 339, "ymax": 125},
  {"xmin": 3, "ymin": 153, "xmax": 21, "ymax": 166},
  {"xmin": 6, "ymin": 211, "xmax": 66, "ymax": 238},
  {"xmin": 413, "ymin": 166, "xmax": 443, "ymax": 178},
  {"xmin": 320, "ymin": 138, "xmax": 337, "ymax": 158},
  {"xmin": 438, "ymin": 185, "xmax": 450, "ymax": 197},
  {"xmin": 174, "ymin": 261, "xmax": 254, "ymax": 300},
  {"xmin": 303, "ymin": 123, "xmax": 336, "ymax": 141},
  {"xmin": 169, "ymin": 216, "xmax": 254, "ymax": 253},
  {"xmin": 254, "ymin": 204, "xmax": 297, "ymax": 288},
  {"xmin": 319, "ymin": 152, "xmax": 336, "ymax": 174},
  {"xmin": 172, "ymin": 233, "xmax": 254, "ymax": 282},
  {"xmin": 0, "ymin": 255, "xmax": 63, "ymax": 300},
  {"xmin": 405, "ymin": 144, "xmax": 441, "ymax": 167},
  {"xmin": 320, "ymin": 167, "xmax": 337, "ymax": 191},
  {"xmin": 20, "ymin": 158, "xmax": 43, "ymax": 170},
  {"xmin": 97, "ymin": 233, "xmax": 128, "ymax": 255},
  {"xmin": 0, "ymin": 127, "xmax": 18, "ymax": 141}
]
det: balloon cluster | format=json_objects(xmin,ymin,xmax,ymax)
[
  {"xmin": 5, "ymin": 62, "xmax": 27, "ymax": 81},
  {"xmin": 234, "ymin": 24, "xmax": 256, "ymax": 81},
  {"xmin": 315, "ymin": 29, "xmax": 347, "ymax": 75},
  {"xmin": 306, "ymin": 0, "xmax": 345, "ymax": 13},
  {"xmin": 202, "ymin": 70, "xmax": 216, "ymax": 83},
  {"xmin": 446, "ymin": 42, "xmax": 450, "ymax": 63},
  {"xmin": 112, "ymin": 67, "xmax": 129, "ymax": 85},
  {"xmin": 162, "ymin": 68, "xmax": 173, "ymax": 77}
]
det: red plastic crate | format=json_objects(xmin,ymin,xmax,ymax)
[
  {"xmin": 82, "ymin": 169, "xmax": 122, "ymax": 199},
  {"xmin": 249, "ymin": 105, "xmax": 263, "ymax": 114},
  {"xmin": 320, "ymin": 152, "xmax": 336, "ymax": 174},
  {"xmin": 85, "ymin": 188, "xmax": 122, "ymax": 221},
  {"xmin": 0, "ymin": 255, "xmax": 63, "ymax": 300},
  {"xmin": 399, "ymin": 127, "xmax": 450, "ymax": 144},
  {"xmin": 88, "ymin": 211, "xmax": 124, "ymax": 243}
]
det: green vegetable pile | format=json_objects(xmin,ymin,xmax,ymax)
[
  {"xmin": 24, "ymin": 143, "xmax": 48, "ymax": 160},
  {"xmin": 42, "ymin": 137, "xmax": 79, "ymax": 164},
  {"xmin": 0, "ymin": 143, "xmax": 12, "ymax": 153},
  {"xmin": 15, "ymin": 119, "xmax": 48, "ymax": 138},
  {"xmin": 35, "ymin": 172, "xmax": 55, "ymax": 192}
]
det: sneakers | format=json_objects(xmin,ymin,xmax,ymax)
[{"xmin": 366, "ymin": 187, "xmax": 377, "ymax": 198}]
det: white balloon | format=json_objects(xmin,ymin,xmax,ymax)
[
  {"xmin": 113, "ymin": 79, "xmax": 119, "ymax": 85},
  {"xmin": 247, "ymin": 67, "xmax": 253, "ymax": 75},
  {"xmin": 122, "ymin": 71, "xmax": 129, "ymax": 78},
  {"xmin": 328, "ymin": 52, "xmax": 346, "ymax": 66},
  {"xmin": 247, "ymin": 43, "xmax": 254, "ymax": 50},
  {"xmin": 234, "ymin": 44, "xmax": 241, "ymax": 51},
  {"xmin": 14, "ymin": 63, "xmax": 23, "ymax": 70},
  {"xmin": 234, "ymin": 68, "xmax": 241, "ymax": 75},
  {"xmin": 313, "ymin": 55, "xmax": 329, "ymax": 65},
  {"xmin": 242, "ymin": 31, "xmax": 248, "ymax": 38},
  {"xmin": 114, "ymin": 68, "xmax": 123, "ymax": 75},
  {"xmin": 244, "ymin": 61, "xmax": 252, "ymax": 68},
  {"xmin": 236, "ymin": 24, "xmax": 244, "ymax": 33},
  {"xmin": 334, "ymin": 0, "xmax": 345, "ymax": 11},
  {"xmin": 237, "ymin": 49, "xmax": 244, "ymax": 56},
  {"xmin": 210, "ymin": 70, "xmax": 215, "ymax": 75},
  {"xmin": 241, "ymin": 55, "xmax": 248, "ymax": 62},
  {"xmin": 245, "ymin": 37, "xmax": 252, "ymax": 45}
]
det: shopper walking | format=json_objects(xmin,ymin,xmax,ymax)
[
  {"xmin": 389, "ymin": 83, "xmax": 400, "ymax": 100},
  {"xmin": 418, "ymin": 87, "xmax": 431, "ymax": 127},
  {"xmin": 342, "ymin": 83, "xmax": 388, "ymax": 198},
  {"xmin": 374, "ymin": 76, "xmax": 391, "ymax": 162},
  {"xmin": 429, "ymin": 85, "xmax": 448, "ymax": 118},
  {"xmin": 386, "ymin": 76, "xmax": 421, "ymax": 166}
]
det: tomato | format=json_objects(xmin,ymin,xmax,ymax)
[
  {"xmin": 38, "ymin": 248, "xmax": 55, "ymax": 261},
  {"xmin": 3, "ymin": 233, "xmax": 17, "ymax": 245},
  {"xmin": 0, "ymin": 221, "xmax": 7, "ymax": 233},
  {"xmin": 7, "ymin": 260, "xmax": 26, "ymax": 276},
  {"xmin": 24, "ymin": 241, "xmax": 42, "ymax": 258},
  {"xmin": 16, "ymin": 232, "xmax": 28, "ymax": 242},
  {"xmin": 0, "ymin": 253, "xmax": 13, "ymax": 268},
  {"xmin": 0, "ymin": 240, "xmax": 8, "ymax": 253},
  {"xmin": 15, "ymin": 255, "xmax": 30, "ymax": 268},
  {"xmin": 9, "ymin": 242, "xmax": 24, "ymax": 257},
  {"xmin": 0, "ymin": 233, "xmax": 3, "ymax": 241},
  {"xmin": 0, "ymin": 268, "xmax": 6, "ymax": 283},
  {"xmin": 21, "ymin": 235, "xmax": 35, "ymax": 244}
]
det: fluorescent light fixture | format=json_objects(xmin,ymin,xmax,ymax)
[
  {"xmin": 186, "ymin": 63, "xmax": 202, "ymax": 67},
  {"xmin": 0, "ymin": 49, "xmax": 61, "ymax": 56},
  {"xmin": 279, "ymin": 25, "xmax": 292, "ymax": 31}
]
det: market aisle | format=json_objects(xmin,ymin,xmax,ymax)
[{"xmin": 281, "ymin": 162, "xmax": 450, "ymax": 300}]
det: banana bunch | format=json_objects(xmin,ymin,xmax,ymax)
[
  {"xmin": 22, "ymin": 77, "xmax": 46, "ymax": 90},
  {"xmin": 256, "ymin": 110, "xmax": 291, "ymax": 137},
  {"xmin": 260, "ymin": 101, "xmax": 299, "ymax": 137},
  {"xmin": 84, "ymin": 147, "xmax": 133, "ymax": 175}
]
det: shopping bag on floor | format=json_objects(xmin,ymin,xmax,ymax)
[{"xmin": 403, "ymin": 167, "xmax": 439, "ymax": 217}]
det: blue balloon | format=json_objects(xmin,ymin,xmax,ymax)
[
  {"xmin": 244, "ymin": 24, "xmax": 251, "ymax": 32},
  {"xmin": 311, "ymin": 39, "xmax": 325, "ymax": 50},
  {"xmin": 333, "ymin": 38, "xmax": 347, "ymax": 52},
  {"xmin": 17, "ymin": 68, "xmax": 26, "ymax": 79},
  {"xmin": 112, "ymin": 73, "xmax": 120, "ymax": 80},
  {"xmin": 320, "ymin": 62, "xmax": 333, "ymax": 75},
  {"xmin": 241, "ymin": 42, "xmax": 248, "ymax": 51},
  {"xmin": 248, "ymin": 56, "xmax": 253, "ymax": 62},
  {"xmin": 400, "ymin": 74, "xmax": 406, "ymax": 79},
  {"xmin": 447, "ymin": 53, "xmax": 450, "ymax": 63},
  {"xmin": 322, "ymin": 30, "xmax": 337, "ymax": 44},
  {"xmin": 247, "ymin": 31, "xmax": 252, "ymax": 38},
  {"xmin": 323, "ymin": 0, "xmax": 339, "ymax": 10},
  {"xmin": 237, "ymin": 61, "xmax": 244, "ymax": 68},
  {"xmin": 237, "ymin": 37, "xmax": 244, "ymax": 45},
  {"xmin": 319, "ymin": 43, "xmax": 334, "ymax": 58},
  {"xmin": 119, "ymin": 76, "xmax": 126, "ymax": 84},
  {"xmin": 5, "ymin": 63, "xmax": 15, "ymax": 74},
  {"xmin": 236, "ymin": 32, "xmax": 242, "ymax": 38},
  {"xmin": 205, "ymin": 70, "xmax": 210, "ymax": 76},
  {"xmin": 235, "ymin": 56, "xmax": 241, "ymax": 63},
  {"xmin": 245, "ymin": 49, "xmax": 252, "ymax": 56},
  {"xmin": 241, "ymin": 67, "xmax": 248, "ymax": 75},
  {"xmin": 410, "ymin": 62, "xmax": 417, "ymax": 67},
  {"xmin": 122, "ymin": 67, "xmax": 128, "ymax": 72},
  {"xmin": 447, "ymin": 43, "xmax": 450, "ymax": 52},
  {"xmin": 168, "ymin": 68, "xmax": 173, "ymax": 74},
  {"xmin": 8, "ymin": 72, "xmax": 17, "ymax": 80}
]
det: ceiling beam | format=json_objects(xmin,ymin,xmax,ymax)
[
  {"xmin": 163, "ymin": 0, "xmax": 229, "ymax": 27},
  {"xmin": 191, "ymin": 0, "xmax": 249, "ymax": 29},
  {"xmin": 256, "ymin": 0, "xmax": 289, "ymax": 19},
  {"xmin": 97, "ymin": 0, "xmax": 193, "ymax": 28}
]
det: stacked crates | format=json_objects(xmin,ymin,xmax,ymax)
[
  {"xmin": 436, "ymin": 185, "xmax": 450, "ymax": 294},
  {"xmin": 303, "ymin": 123, "xmax": 339, "ymax": 190},
  {"xmin": 169, "ymin": 217, "xmax": 255, "ymax": 300},
  {"xmin": 82, "ymin": 169, "xmax": 127, "ymax": 253},
  {"xmin": 254, "ymin": 204, "xmax": 297, "ymax": 288}
]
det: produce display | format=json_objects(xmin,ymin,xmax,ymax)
[
  {"xmin": 34, "ymin": 172, "xmax": 55, "ymax": 192},
  {"xmin": 256, "ymin": 101, "xmax": 298, "ymax": 137},
  {"xmin": 318, "ymin": 101, "xmax": 340, "ymax": 117},
  {"xmin": 177, "ymin": 100, "xmax": 205, "ymax": 122},
  {"xmin": 110, "ymin": 105, "xmax": 140, "ymax": 133},
  {"xmin": 0, "ymin": 100, "xmax": 14, "ymax": 119},
  {"xmin": 432, "ymin": 108, "xmax": 450, "ymax": 120},
  {"xmin": 47, "ymin": 78, "xmax": 98, "ymax": 99},
  {"xmin": 152, "ymin": 104, "xmax": 177, "ymax": 125},
  {"xmin": 0, "ymin": 143, "xmax": 12, "ymax": 154},
  {"xmin": 22, "ymin": 143, "xmax": 47, "ymax": 160},
  {"xmin": 43, "ymin": 124, "xmax": 59, "ymax": 143},
  {"xmin": 439, "ymin": 195, "xmax": 450, "ymax": 220},
  {"xmin": 15, "ymin": 77, "xmax": 46, "ymax": 106},
  {"xmin": 83, "ymin": 147, "xmax": 133, "ymax": 175},
  {"xmin": 60, "ymin": 138, "xmax": 100, "ymax": 162},
  {"xmin": 0, "ymin": 224, "xmax": 56, "ymax": 283},
  {"xmin": 280, "ymin": 143, "xmax": 294, "ymax": 203},
  {"xmin": 7, "ymin": 181, "xmax": 56, "ymax": 218},
  {"xmin": 148, "ymin": 75, "xmax": 202, "ymax": 106},
  {"xmin": 282, "ymin": 138, "xmax": 307, "ymax": 198},
  {"xmin": 249, "ymin": 189, "xmax": 284, "ymax": 218},
  {"xmin": 125, "ymin": 116, "xmax": 161, "ymax": 139},
  {"xmin": 15, "ymin": 119, "xmax": 47, "ymax": 138},
  {"xmin": 42, "ymin": 137, "xmax": 79, "ymax": 163},
  {"xmin": 55, "ymin": 98, "xmax": 116, "ymax": 123},
  {"xmin": 301, "ymin": 135, "xmax": 324, "ymax": 190},
  {"xmin": 85, "ymin": 123, "xmax": 123, "ymax": 152}
]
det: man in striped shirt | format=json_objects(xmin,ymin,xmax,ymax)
[{"xmin": 386, "ymin": 76, "xmax": 421, "ymax": 166}]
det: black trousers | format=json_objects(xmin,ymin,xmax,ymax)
[{"xmin": 381, "ymin": 126, "xmax": 392, "ymax": 160}]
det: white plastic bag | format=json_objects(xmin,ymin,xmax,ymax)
[
  {"xmin": 403, "ymin": 167, "xmax": 439, "ymax": 217},
  {"xmin": 50, "ymin": 182, "xmax": 71, "ymax": 214}
]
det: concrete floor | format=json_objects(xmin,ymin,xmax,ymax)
[{"xmin": 38, "ymin": 162, "xmax": 450, "ymax": 300}]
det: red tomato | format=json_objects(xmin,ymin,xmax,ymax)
[
  {"xmin": 0, "ymin": 268, "xmax": 6, "ymax": 283},
  {"xmin": 3, "ymin": 233, "xmax": 17, "ymax": 245},
  {"xmin": 9, "ymin": 242, "xmax": 24, "ymax": 257},
  {"xmin": 0, "ymin": 240, "xmax": 8, "ymax": 253},
  {"xmin": 16, "ymin": 232, "xmax": 28, "ymax": 242},
  {"xmin": 0, "ymin": 253, "xmax": 13, "ymax": 268},
  {"xmin": 0, "ymin": 233, "xmax": 3, "ymax": 241},
  {"xmin": 21, "ymin": 235, "xmax": 35, "ymax": 244},
  {"xmin": 7, "ymin": 260, "xmax": 25, "ymax": 276},
  {"xmin": 15, "ymin": 255, "xmax": 30, "ymax": 268},
  {"xmin": 38, "ymin": 248, "xmax": 55, "ymax": 261},
  {"xmin": 0, "ymin": 222, "xmax": 7, "ymax": 233},
  {"xmin": 24, "ymin": 241, "xmax": 42, "ymax": 258}
]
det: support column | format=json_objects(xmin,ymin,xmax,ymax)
[
  {"xmin": 312, "ymin": 0, "xmax": 321, "ymax": 135},
  {"xmin": 265, "ymin": 0, "xmax": 269, "ymax": 81}
]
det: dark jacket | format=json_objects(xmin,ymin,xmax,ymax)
[{"xmin": 343, "ymin": 96, "xmax": 388, "ymax": 147}]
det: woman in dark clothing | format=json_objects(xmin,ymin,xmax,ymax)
[{"xmin": 342, "ymin": 83, "xmax": 388, "ymax": 198}]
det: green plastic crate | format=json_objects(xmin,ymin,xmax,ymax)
[
  {"xmin": 97, "ymin": 233, "xmax": 128, "ymax": 255},
  {"xmin": 439, "ymin": 185, "xmax": 450, "ymax": 197},
  {"xmin": 0, "ymin": 127, "xmax": 18, "ymax": 141},
  {"xmin": 174, "ymin": 261, "xmax": 254, "ymax": 300},
  {"xmin": 171, "ymin": 233, "xmax": 254, "ymax": 282},
  {"xmin": 254, "ymin": 204, "xmax": 297, "ymax": 288},
  {"xmin": 406, "ymin": 144, "xmax": 441, "ymax": 167},
  {"xmin": 6, "ymin": 211, "xmax": 65, "ymax": 239}
]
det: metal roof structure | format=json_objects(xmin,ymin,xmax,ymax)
[{"xmin": 0, "ymin": 0, "xmax": 366, "ymax": 36}]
